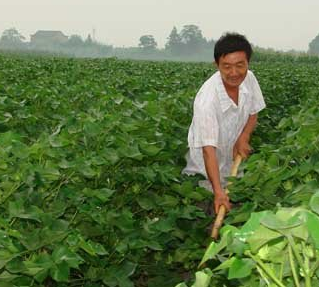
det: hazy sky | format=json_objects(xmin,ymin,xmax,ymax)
[{"xmin": 1, "ymin": 0, "xmax": 318, "ymax": 51}]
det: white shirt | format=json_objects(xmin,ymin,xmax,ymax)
[{"xmin": 182, "ymin": 70, "xmax": 266, "ymax": 187}]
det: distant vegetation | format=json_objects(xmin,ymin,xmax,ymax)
[
  {"xmin": 1, "ymin": 50, "xmax": 319, "ymax": 287},
  {"xmin": 1, "ymin": 26, "xmax": 319, "ymax": 62}
]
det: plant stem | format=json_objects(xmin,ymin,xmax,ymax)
[
  {"xmin": 288, "ymin": 244, "xmax": 300, "ymax": 287},
  {"xmin": 246, "ymin": 251, "xmax": 285, "ymax": 287},
  {"xmin": 279, "ymin": 259, "xmax": 284, "ymax": 282},
  {"xmin": 287, "ymin": 235, "xmax": 312, "ymax": 287},
  {"xmin": 256, "ymin": 265, "xmax": 271, "ymax": 286},
  {"xmin": 309, "ymin": 251, "xmax": 319, "ymax": 277}
]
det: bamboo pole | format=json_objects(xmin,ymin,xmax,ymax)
[{"xmin": 211, "ymin": 154, "xmax": 242, "ymax": 240}]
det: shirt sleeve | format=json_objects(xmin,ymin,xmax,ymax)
[
  {"xmin": 248, "ymin": 71, "xmax": 266, "ymax": 115},
  {"xmin": 188, "ymin": 89, "xmax": 219, "ymax": 148}
]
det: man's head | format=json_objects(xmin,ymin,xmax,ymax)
[
  {"xmin": 214, "ymin": 33, "xmax": 252, "ymax": 64},
  {"xmin": 214, "ymin": 33, "xmax": 252, "ymax": 89}
]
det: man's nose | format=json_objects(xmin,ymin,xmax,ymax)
[{"xmin": 229, "ymin": 66, "xmax": 239, "ymax": 76}]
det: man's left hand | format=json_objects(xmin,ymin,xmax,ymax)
[{"xmin": 233, "ymin": 133, "xmax": 251, "ymax": 159}]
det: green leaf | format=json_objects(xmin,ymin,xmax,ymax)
[
  {"xmin": 0, "ymin": 131, "xmax": 22, "ymax": 147},
  {"xmin": 58, "ymin": 159, "xmax": 76, "ymax": 169},
  {"xmin": 8, "ymin": 201, "xmax": 43, "ymax": 222},
  {"xmin": 52, "ymin": 245, "xmax": 83, "ymax": 268},
  {"xmin": 191, "ymin": 269, "xmax": 212, "ymax": 287},
  {"xmin": 214, "ymin": 257, "xmax": 236, "ymax": 271},
  {"xmin": 0, "ymin": 250, "xmax": 18, "ymax": 269},
  {"xmin": 20, "ymin": 230, "xmax": 43, "ymax": 251},
  {"xmin": 50, "ymin": 261, "xmax": 70, "ymax": 282},
  {"xmin": 228, "ymin": 237, "xmax": 249, "ymax": 255},
  {"xmin": 23, "ymin": 252, "xmax": 53, "ymax": 283},
  {"xmin": 157, "ymin": 194, "xmax": 179, "ymax": 207},
  {"xmin": 153, "ymin": 217, "xmax": 175, "ymax": 232},
  {"xmin": 136, "ymin": 196, "xmax": 156, "ymax": 211},
  {"xmin": 310, "ymin": 192, "xmax": 319, "ymax": 215},
  {"xmin": 146, "ymin": 241, "xmax": 163, "ymax": 251},
  {"xmin": 83, "ymin": 122, "xmax": 102, "ymax": 137},
  {"xmin": 102, "ymin": 148, "xmax": 120, "ymax": 165},
  {"xmin": 87, "ymin": 240, "xmax": 108, "ymax": 256},
  {"xmin": 6, "ymin": 258, "xmax": 27, "ymax": 274},
  {"xmin": 78, "ymin": 239, "xmax": 108, "ymax": 256},
  {"xmin": 82, "ymin": 188, "xmax": 115, "ymax": 203},
  {"xmin": 228, "ymin": 258, "xmax": 255, "ymax": 279},
  {"xmin": 21, "ymin": 220, "xmax": 69, "ymax": 250},
  {"xmin": 260, "ymin": 212, "xmax": 302, "ymax": 230},
  {"xmin": 0, "ymin": 271, "xmax": 19, "ymax": 282},
  {"xmin": 257, "ymin": 239, "xmax": 287, "ymax": 263},
  {"xmin": 199, "ymin": 230, "xmax": 230, "ymax": 267},
  {"xmin": 49, "ymin": 134, "xmax": 70, "ymax": 147},
  {"xmin": 247, "ymin": 225, "xmax": 282, "ymax": 253},
  {"xmin": 240, "ymin": 211, "xmax": 271, "ymax": 234},
  {"xmin": 103, "ymin": 261, "xmax": 137, "ymax": 287},
  {"xmin": 78, "ymin": 165, "xmax": 96, "ymax": 178},
  {"xmin": 118, "ymin": 143, "xmax": 144, "ymax": 160},
  {"xmin": 305, "ymin": 211, "xmax": 319, "ymax": 249},
  {"xmin": 11, "ymin": 141, "xmax": 30, "ymax": 159},
  {"xmin": 139, "ymin": 141, "xmax": 162, "ymax": 156}
]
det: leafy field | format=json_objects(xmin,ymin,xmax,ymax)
[{"xmin": 0, "ymin": 53, "xmax": 319, "ymax": 287}]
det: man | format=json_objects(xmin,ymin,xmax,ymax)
[{"xmin": 182, "ymin": 33, "xmax": 266, "ymax": 214}]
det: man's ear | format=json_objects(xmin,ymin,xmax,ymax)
[{"xmin": 214, "ymin": 61, "xmax": 219, "ymax": 69}]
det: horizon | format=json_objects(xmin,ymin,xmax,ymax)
[{"xmin": 1, "ymin": 0, "xmax": 319, "ymax": 52}]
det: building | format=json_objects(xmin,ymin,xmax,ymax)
[{"xmin": 30, "ymin": 30, "xmax": 68, "ymax": 47}]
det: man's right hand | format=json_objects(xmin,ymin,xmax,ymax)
[{"xmin": 214, "ymin": 190, "xmax": 231, "ymax": 214}]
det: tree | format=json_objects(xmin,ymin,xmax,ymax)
[
  {"xmin": 67, "ymin": 34, "xmax": 84, "ymax": 47},
  {"xmin": 179, "ymin": 25, "xmax": 207, "ymax": 54},
  {"xmin": 85, "ymin": 34, "xmax": 93, "ymax": 46},
  {"xmin": 206, "ymin": 38, "xmax": 215, "ymax": 49},
  {"xmin": 165, "ymin": 26, "xmax": 182, "ymax": 55},
  {"xmin": 0, "ymin": 28, "xmax": 26, "ymax": 49},
  {"xmin": 308, "ymin": 34, "xmax": 319, "ymax": 55},
  {"xmin": 138, "ymin": 35, "xmax": 157, "ymax": 50}
]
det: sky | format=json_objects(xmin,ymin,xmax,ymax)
[{"xmin": 0, "ymin": 0, "xmax": 318, "ymax": 51}]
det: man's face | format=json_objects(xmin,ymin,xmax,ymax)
[{"xmin": 216, "ymin": 51, "xmax": 249, "ymax": 89}]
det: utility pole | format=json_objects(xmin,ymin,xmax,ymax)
[{"xmin": 92, "ymin": 28, "xmax": 96, "ymax": 42}]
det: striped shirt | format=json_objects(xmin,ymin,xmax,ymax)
[{"xmin": 182, "ymin": 70, "xmax": 266, "ymax": 187}]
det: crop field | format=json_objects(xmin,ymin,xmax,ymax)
[{"xmin": 0, "ymin": 53, "xmax": 319, "ymax": 287}]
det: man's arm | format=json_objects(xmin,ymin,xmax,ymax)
[
  {"xmin": 202, "ymin": 146, "xmax": 231, "ymax": 214},
  {"xmin": 233, "ymin": 114, "xmax": 258, "ymax": 159}
]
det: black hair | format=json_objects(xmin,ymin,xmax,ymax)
[{"xmin": 214, "ymin": 32, "xmax": 253, "ymax": 64}]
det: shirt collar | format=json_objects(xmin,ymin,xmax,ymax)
[{"xmin": 216, "ymin": 72, "xmax": 249, "ymax": 112}]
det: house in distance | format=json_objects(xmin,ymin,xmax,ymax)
[{"xmin": 30, "ymin": 30, "xmax": 68, "ymax": 48}]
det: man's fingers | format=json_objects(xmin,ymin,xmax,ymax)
[
  {"xmin": 239, "ymin": 146, "xmax": 251, "ymax": 159},
  {"xmin": 225, "ymin": 201, "xmax": 232, "ymax": 211},
  {"xmin": 214, "ymin": 200, "xmax": 231, "ymax": 214},
  {"xmin": 214, "ymin": 202, "xmax": 219, "ymax": 214},
  {"xmin": 233, "ymin": 147, "xmax": 238, "ymax": 159}
]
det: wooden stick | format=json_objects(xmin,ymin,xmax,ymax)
[{"xmin": 211, "ymin": 155, "xmax": 242, "ymax": 240}]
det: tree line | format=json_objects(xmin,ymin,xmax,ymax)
[
  {"xmin": 1, "ymin": 26, "xmax": 319, "ymax": 61},
  {"xmin": 0, "ymin": 25, "xmax": 215, "ymax": 61}
]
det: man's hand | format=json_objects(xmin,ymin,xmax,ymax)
[
  {"xmin": 214, "ymin": 190, "xmax": 231, "ymax": 214},
  {"xmin": 234, "ymin": 114, "xmax": 257, "ymax": 159},
  {"xmin": 233, "ymin": 133, "xmax": 251, "ymax": 159}
]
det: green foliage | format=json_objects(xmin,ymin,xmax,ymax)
[
  {"xmin": 165, "ymin": 27, "xmax": 183, "ymax": 56},
  {"xmin": 0, "ymin": 53, "xmax": 319, "ymax": 286},
  {"xmin": 0, "ymin": 54, "xmax": 213, "ymax": 286},
  {"xmin": 196, "ymin": 203, "xmax": 319, "ymax": 287},
  {"xmin": 308, "ymin": 34, "xmax": 319, "ymax": 55},
  {"xmin": 0, "ymin": 28, "xmax": 26, "ymax": 50},
  {"xmin": 138, "ymin": 35, "xmax": 157, "ymax": 50}
]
